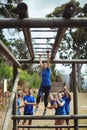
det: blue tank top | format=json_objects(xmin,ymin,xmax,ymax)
[
  {"xmin": 41, "ymin": 68, "xmax": 51, "ymax": 87},
  {"xmin": 55, "ymin": 99, "xmax": 66, "ymax": 115},
  {"xmin": 23, "ymin": 95, "xmax": 35, "ymax": 114},
  {"xmin": 62, "ymin": 96, "xmax": 71, "ymax": 114}
]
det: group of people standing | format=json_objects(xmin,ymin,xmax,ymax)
[
  {"xmin": 48, "ymin": 83, "xmax": 71, "ymax": 130},
  {"xmin": 16, "ymin": 51, "xmax": 71, "ymax": 130}
]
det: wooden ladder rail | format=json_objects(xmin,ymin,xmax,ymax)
[{"xmin": 2, "ymin": 72, "xmax": 19, "ymax": 130}]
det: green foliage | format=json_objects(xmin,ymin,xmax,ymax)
[
  {"xmin": 9, "ymin": 39, "xmax": 29, "ymax": 59},
  {"xmin": 29, "ymin": 73, "xmax": 41, "ymax": 89},
  {"xmin": 0, "ymin": 29, "xmax": 11, "ymax": 46},
  {"xmin": 0, "ymin": 61, "xmax": 12, "ymax": 80},
  {"xmin": 51, "ymin": 64, "xmax": 63, "ymax": 82},
  {"xmin": 46, "ymin": 1, "xmax": 87, "ymax": 91},
  {"xmin": 51, "ymin": 69, "xmax": 63, "ymax": 82},
  {"xmin": 51, "ymin": 73, "xmax": 56, "ymax": 82},
  {"xmin": 19, "ymin": 69, "xmax": 31, "ymax": 83},
  {"xmin": 19, "ymin": 69, "xmax": 41, "ymax": 89}
]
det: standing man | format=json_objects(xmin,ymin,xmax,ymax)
[
  {"xmin": 35, "ymin": 50, "xmax": 51, "ymax": 116},
  {"xmin": 22, "ymin": 89, "xmax": 36, "ymax": 130}
]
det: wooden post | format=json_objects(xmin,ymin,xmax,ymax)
[
  {"xmin": 5, "ymin": 92, "xmax": 7, "ymax": 105},
  {"xmin": 12, "ymin": 64, "xmax": 18, "ymax": 130},
  {"xmin": 2, "ymin": 71, "xmax": 19, "ymax": 130},
  {"xmin": 2, "ymin": 87, "xmax": 4, "ymax": 107},
  {"xmin": 72, "ymin": 63, "xmax": 78, "ymax": 130}
]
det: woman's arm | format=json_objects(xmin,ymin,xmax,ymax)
[
  {"xmin": 47, "ymin": 101, "xmax": 57, "ymax": 109},
  {"xmin": 47, "ymin": 50, "xmax": 50, "ymax": 68},
  {"xmin": 64, "ymin": 86, "xmax": 71, "ymax": 100},
  {"xmin": 18, "ymin": 105, "xmax": 24, "ymax": 109},
  {"xmin": 57, "ymin": 100, "xmax": 65, "ymax": 107},
  {"xmin": 24, "ymin": 100, "xmax": 36, "ymax": 106},
  {"xmin": 39, "ymin": 54, "xmax": 43, "ymax": 69}
]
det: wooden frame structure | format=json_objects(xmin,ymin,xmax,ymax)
[{"xmin": 0, "ymin": 2, "xmax": 87, "ymax": 130}]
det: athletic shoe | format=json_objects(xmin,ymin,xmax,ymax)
[
  {"xmin": 35, "ymin": 106, "xmax": 38, "ymax": 113},
  {"xmin": 43, "ymin": 110, "xmax": 47, "ymax": 116}
]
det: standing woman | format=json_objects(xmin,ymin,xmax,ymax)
[
  {"xmin": 48, "ymin": 93, "xmax": 66, "ymax": 130},
  {"xmin": 55, "ymin": 93, "xmax": 66, "ymax": 130},
  {"xmin": 35, "ymin": 50, "xmax": 51, "ymax": 116}
]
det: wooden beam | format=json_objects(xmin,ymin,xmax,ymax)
[
  {"xmin": 0, "ymin": 40, "xmax": 22, "ymax": 68},
  {"xmin": 18, "ymin": 125, "xmax": 74, "ymax": 129},
  {"xmin": 23, "ymin": 28, "xmax": 35, "ymax": 59},
  {"xmin": 15, "ymin": 2, "xmax": 28, "ymax": 18},
  {"xmin": 0, "ymin": 18, "xmax": 87, "ymax": 28},
  {"xmin": 51, "ymin": 1, "xmax": 76, "ymax": 60},
  {"xmin": 34, "ymin": 47, "xmax": 52, "ymax": 49},
  {"xmin": 2, "ymin": 73, "xmax": 19, "ymax": 130},
  {"xmin": 31, "ymin": 29, "xmax": 57, "ymax": 32},
  {"xmin": 16, "ymin": 3, "xmax": 35, "ymax": 59},
  {"xmin": 32, "ymin": 37, "xmax": 55, "ymax": 39},
  {"xmin": 72, "ymin": 64, "xmax": 78, "ymax": 130},
  {"xmin": 12, "ymin": 65, "xmax": 18, "ymax": 130},
  {"xmin": 12, "ymin": 115, "xmax": 87, "ymax": 120},
  {"xmin": 51, "ymin": 28, "xmax": 66, "ymax": 60},
  {"xmin": 18, "ymin": 59, "xmax": 87, "ymax": 64},
  {"xmin": 18, "ymin": 125, "xmax": 87, "ymax": 129},
  {"xmin": 33, "ymin": 43, "xmax": 53, "ymax": 46}
]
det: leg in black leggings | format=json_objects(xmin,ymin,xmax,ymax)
[
  {"xmin": 35, "ymin": 86, "xmax": 44, "ymax": 113},
  {"xmin": 44, "ymin": 86, "xmax": 50, "ymax": 109},
  {"xmin": 36, "ymin": 86, "xmax": 44, "ymax": 104}
]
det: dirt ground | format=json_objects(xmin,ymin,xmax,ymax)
[{"xmin": 0, "ymin": 93, "xmax": 87, "ymax": 130}]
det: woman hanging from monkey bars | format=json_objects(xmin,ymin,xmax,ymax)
[{"xmin": 35, "ymin": 50, "xmax": 51, "ymax": 116}]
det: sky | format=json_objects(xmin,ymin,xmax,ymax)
[{"xmin": 23, "ymin": 0, "xmax": 86, "ymax": 18}]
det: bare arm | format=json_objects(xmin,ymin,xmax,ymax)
[
  {"xmin": 57, "ymin": 100, "xmax": 65, "ymax": 107},
  {"xmin": 47, "ymin": 101, "xmax": 57, "ymax": 109},
  {"xmin": 24, "ymin": 100, "xmax": 36, "ymax": 106},
  {"xmin": 47, "ymin": 50, "xmax": 50, "ymax": 68},
  {"xmin": 18, "ymin": 105, "xmax": 24, "ymax": 109},
  {"xmin": 39, "ymin": 54, "xmax": 43, "ymax": 69},
  {"xmin": 64, "ymin": 86, "xmax": 71, "ymax": 100}
]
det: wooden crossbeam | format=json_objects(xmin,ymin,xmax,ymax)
[
  {"xmin": 0, "ymin": 18, "xmax": 87, "ymax": 28},
  {"xmin": 12, "ymin": 115, "xmax": 87, "ymax": 120},
  {"xmin": 32, "ymin": 37, "xmax": 55, "ymax": 39},
  {"xmin": 34, "ymin": 47, "xmax": 52, "ymax": 49},
  {"xmin": 16, "ymin": 3, "xmax": 35, "ymax": 60},
  {"xmin": 23, "ymin": 28, "xmax": 35, "ymax": 59},
  {"xmin": 0, "ymin": 40, "xmax": 22, "ymax": 68},
  {"xmin": 51, "ymin": 28, "xmax": 67, "ymax": 60},
  {"xmin": 18, "ymin": 59, "xmax": 87, "ymax": 64}
]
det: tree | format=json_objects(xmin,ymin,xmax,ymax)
[
  {"xmin": 46, "ymin": 1, "xmax": 87, "ymax": 91},
  {"xmin": 0, "ymin": 61, "xmax": 12, "ymax": 80},
  {"xmin": 18, "ymin": 69, "xmax": 41, "ymax": 89}
]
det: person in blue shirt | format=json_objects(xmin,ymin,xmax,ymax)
[
  {"xmin": 22, "ymin": 89, "xmax": 36, "ymax": 130},
  {"xmin": 58, "ymin": 82, "xmax": 71, "ymax": 130},
  {"xmin": 35, "ymin": 50, "xmax": 51, "ymax": 116},
  {"xmin": 48, "ymin": 93, "xmax": 66, "ymax": 130},
  {"xmin": 16, "ymin": 93, "xmax": 21, "ymax": 129},
  {"xmin": 17, "ymin": 93, "xmax": 21, "ymax": 115},
  {"xmin": 16, "ymin": 93, "xmax": 24, "ymax": 130}
]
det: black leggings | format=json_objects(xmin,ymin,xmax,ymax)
[{"xmin": 36, "ymin": 86, "xmax": 50, "ymax": 107}]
